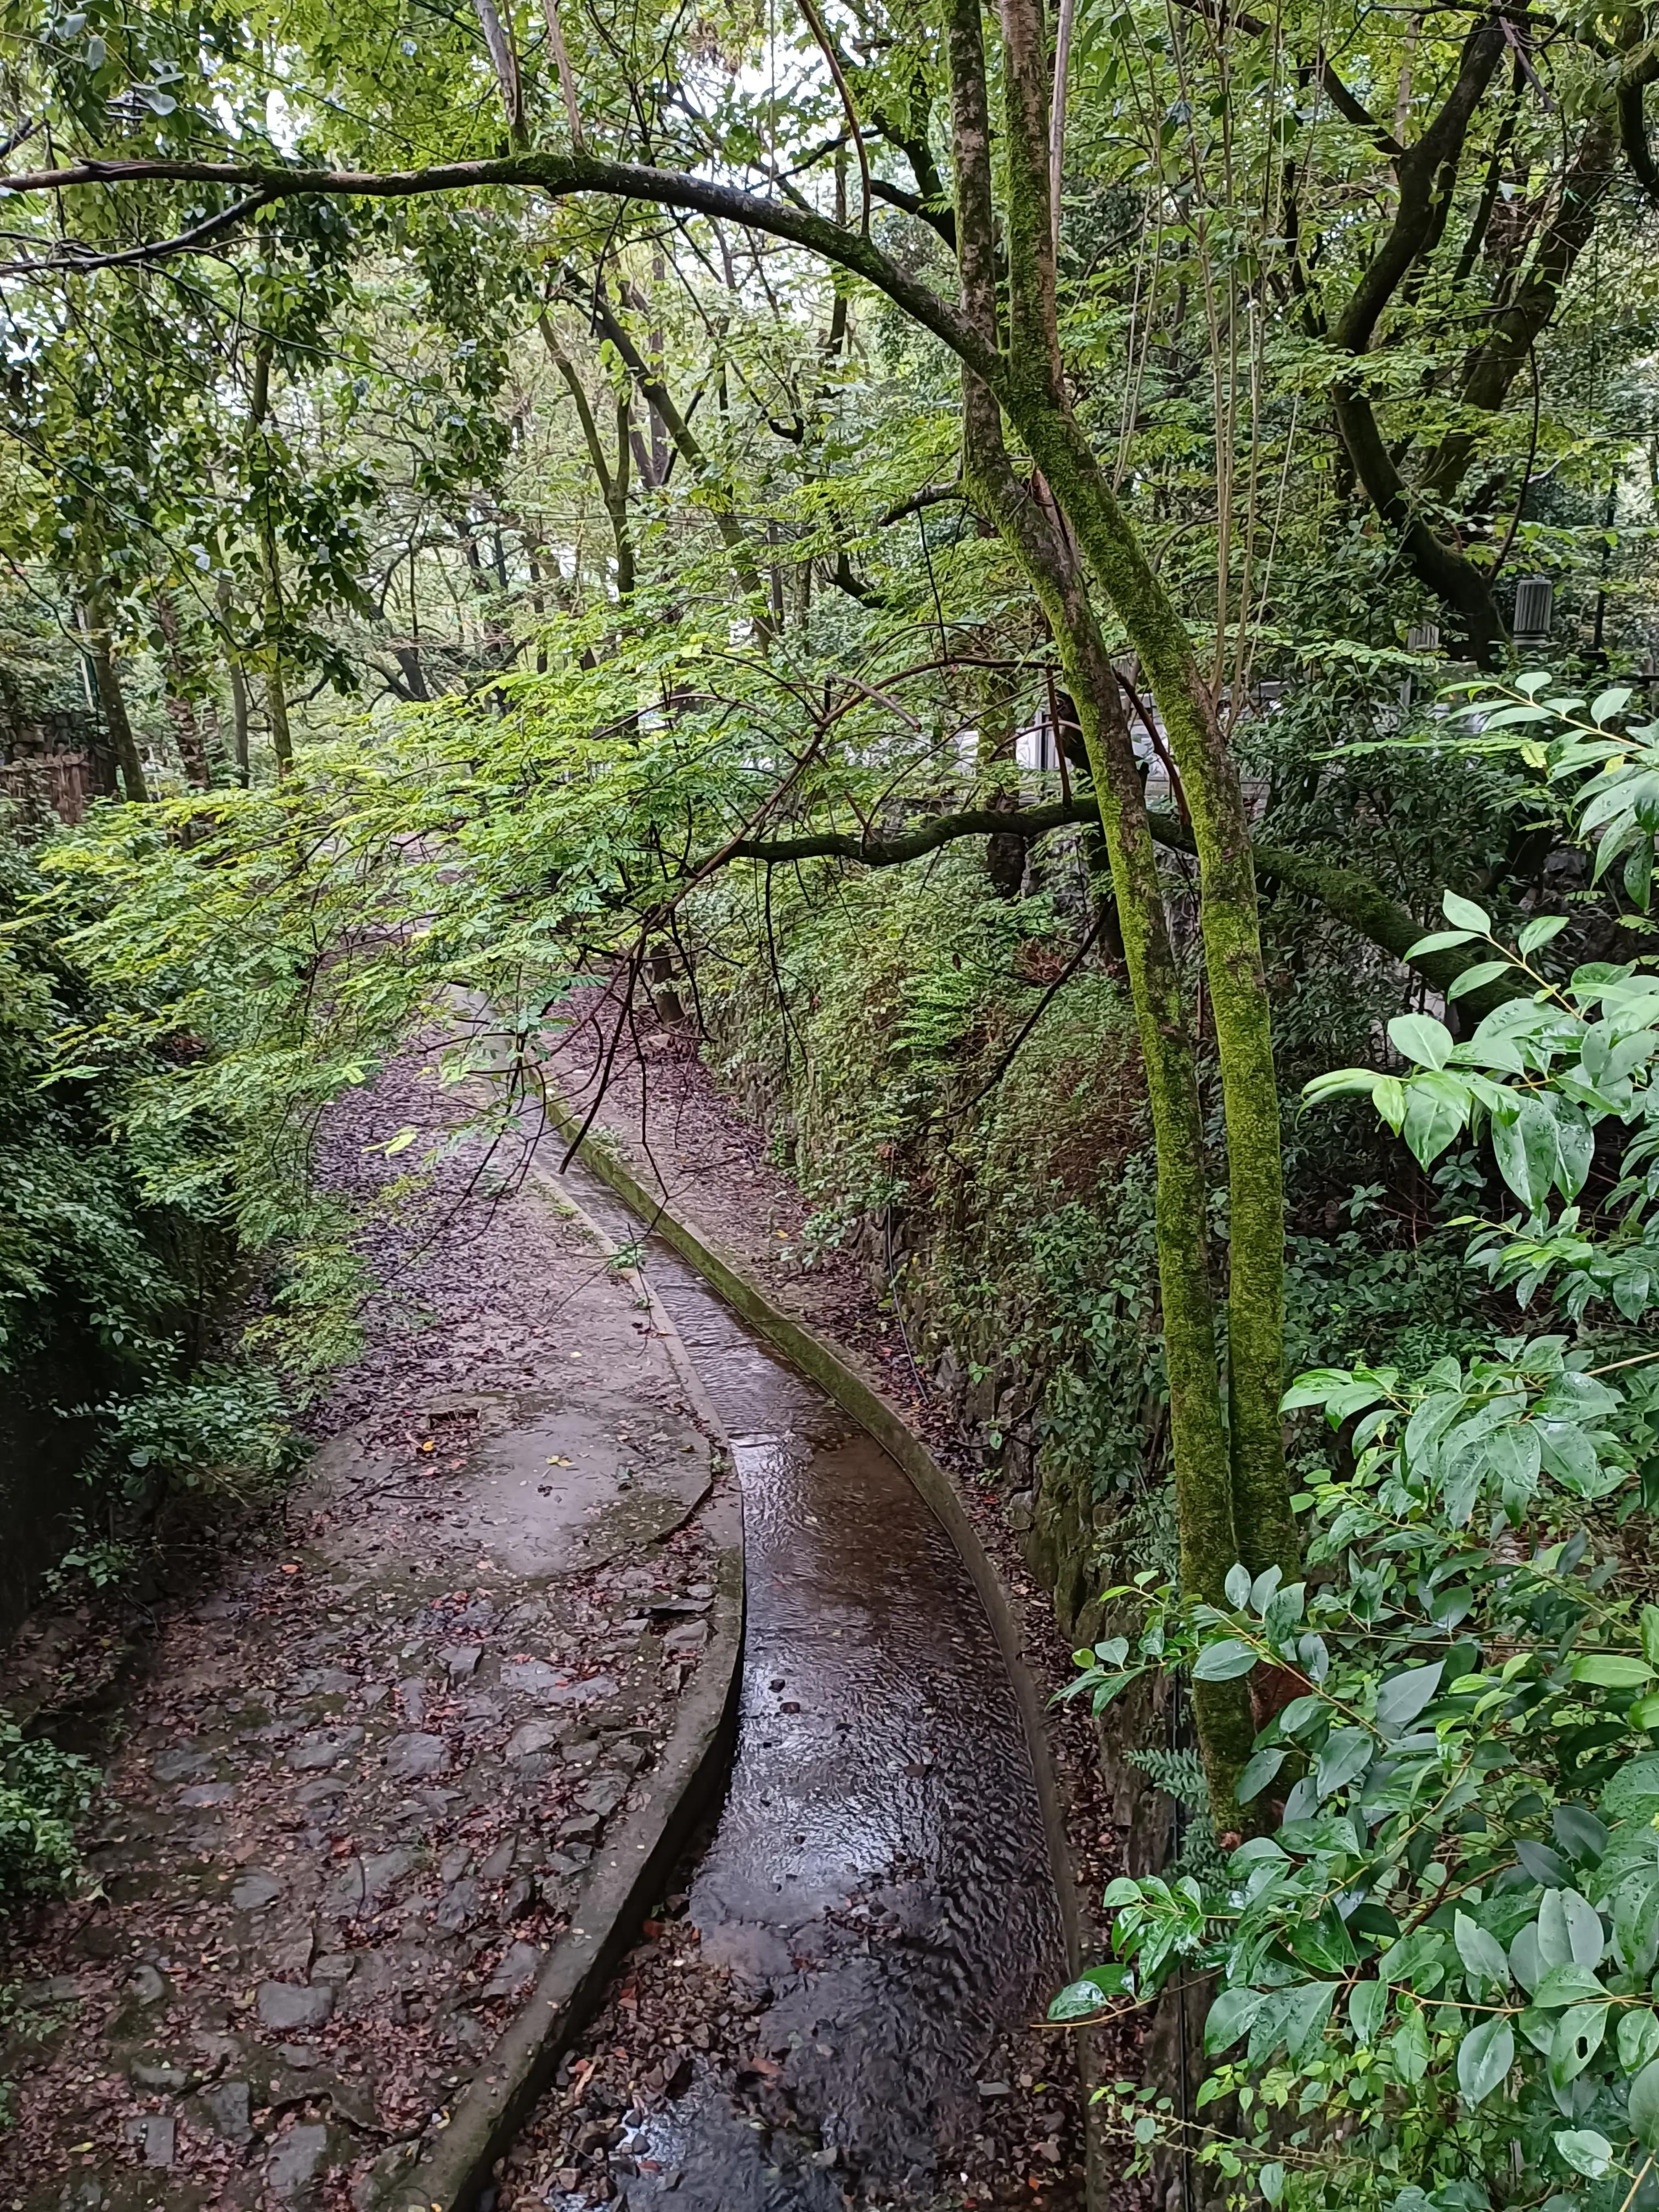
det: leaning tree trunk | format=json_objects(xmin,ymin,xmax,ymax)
[
  {"xmin": 945, "ymin": 0, "xmax": 1257, "ymax": 1819},
  {"xmin": 1013, "ymin": 402, "xmax": 1298, "ymax": 1590},
  {"xmin": 986, "ymin": 0, "xmax": 1297, "ymax": 1592}
]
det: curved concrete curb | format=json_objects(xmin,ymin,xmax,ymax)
[
  {"xmin": 539, "ymin": 1101, "xmax": 1109, "ymax": 2207},
  {"xmin": 380, "ymin": 1176, "xmax": 744, "ymax": 2212}
]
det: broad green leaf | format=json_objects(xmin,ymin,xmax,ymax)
[
  {"xmin": 1048, "ymin": 1970, "xmax": 1130, "ymax": 2021},
  {"xmin": 1277, "ymin": 1695, "xmax": 1326, "ymax": 1737},
  {"xmin": 1389, "ymin": 2006, "xmax": 1431, "ymax": 2083},
  {"xmin": 1401, "ymin": 1073, "xmax": 1469, "ymax": 1166},
  {"xmin": 1454, "ymin": 1910, "xmax": 1510, "ymax": 1991},
  {"xmin": 1376, "ymin": 1662, "xmax": 1443, "ymax": 1735},
  {"xmin": 1492, "ymin": 1093, "xmax": 1561, "ymax": 1212},
  {"xmin": 1224, "ymin": 1562, "xmax": 1252, "ymax": 1606},
  {"xmin": 1519, "ymin": 915, "xmax": 1571, "ymax": 955},
  {"xmin": 1316, "ymin": 1727, "xmax": 1373, "ymax": 1798},
  {"xmin": 1443, "ymin": 890, "xmax": 1493, "ymax": 933},
  {"xmin": 1403, "ymin": 1390, "xmax": 1465, "ymax": 1477},
  {"xmin": 1302, "ymin": 1067, "xmax": 1380, "ymax": 1105},
  {"xmin": 1457, "ymin": 2015, "xmax": 1514, "ymax": 2104},
  {"xmin": 1538, "ymin": 1420, "xmax": 1605, "ymax": 1493},
  {"xmin": 1373, "ymin": 1074, "xmax": 1408, "ymax": 1131},
  {"xmin": 1551, "ymin": 1804, "xmax": 1609, "ymax": 1864},
  {"xmin": 1520, "ymin": 1839, "xmax": 1571, "ymax": 1888},
  {"xmin": 1553, "ymin": 2129, "xmax": 1613, "ymax": 2178},
  {"xmin": 1482, "ymin": 701, "xmax": 1555, "ymax": 724},
  {"xmin": 1600, "ymin": 1754, "xmax": 1659, "ymax": 1819},
  {"xmin": 1553, "ymin": 1111, "xmax": 1595, "ymax": 1201},
  {"xmin": 1247, "ymin": 1565, "xmax": 1284, "ymax": 1612},
  {"xmin": 1381, "ymin": 1928, "xmax": 1447, "ymax": 1991},
  {"xmin": 1259, "ymin": 1572, "xmax": 1302, "ymax": 1626},
  {"xmin": 1280, "ymin": 1368, "xmax": 1359, "ymax": 1412},
  {"xmin": 1572, "ymin": 1654, "xmax": 1654, "ymax": 1689},
  {"xmin": 1548, "ymin": 2002, "xmax": 1607, "ymax": 2089},
  {"xmin": 1293, "ymin": 1903, "xmax": 1358, "ymax": 1976},
  {"xmin": 1403, "ymin": 928, "xmax": 1476, "ymax": 957},
  {"xmin": 1627, "ymin": 836, "xmax": 1654, "ymax": 911},
  {"xmin": 1348, "ymin": 1977, "xmax": 1389, "ymax": 2045},
  {"xmin": 1618, "ymin": 2008, "xmax": 1659, "ymax": 2076},
  {"xmin": 1237, "ymin": 1747, "xmax": 1285, "ymax": 1803},
  {"xmin": 1531, "ymin": 1963, "xmax": 1605, "ymax": 2008},
  {"xmin": 1447, "ymin": 959, "xmax": 1511, "ymax": 1001},
  {"xmin": 1510, "ymin": 1921, "xmax": 1544, "ymax": 1993},
  {"xmin": 1047, "ymin": 1978, "xmax": 1108, "ymax": 2021},
  {"xmin": 1629, "ymin": 2056, "xmax": 1659, "ymax": 2147},
  {"xmin": 1484, "ymin": 1422, "xmax": 1542, "ymax": 1502},
  {"xmin": 1283, "ymin": 1980, "xmax": 1337, "ymax": 2061},
  {"xmin": 1246, "ymin": 1988, "xmax": 1299, "ymax": 2066},
  {"xmin": 1388, "ymin": 1012, "xmax": 1454, "ymax": 1070},
  {"xmin": 1542, "ymin": 1889, "xmax": 1605, "ymax": 1971},
  {"xmin": 1081, "ymin": 1961, "xmax": 1134, "ymax": 1996},
  {"xmin": 1614, "ymin": 1871, "xmax": 1659, "ymax": 1975},
  {"xmin": 1193, "ymin": 1639, "xmax": 1258, "ymax": 1681}
]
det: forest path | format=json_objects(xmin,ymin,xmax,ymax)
[
  {"xmin": 496, "ymin": 1154, "xmax": 1071, "ymax": 2211},
  {"xmin": 1, "ymin": 1049, "xmax": 732, "ymax": 2211}
]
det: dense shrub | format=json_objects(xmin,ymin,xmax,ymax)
[
  {"xmin": 1062, "ymin": 680, "xmax": 1659, "ymax": 2211},
  {"xmin": 0, "ymin": 1725, "xmax": 95, "ymax": 1903},
  {"xmin": 0, "ymin": 820, "xmax": 337, "ymax": 1909}
]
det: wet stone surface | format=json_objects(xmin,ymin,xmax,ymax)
[
  {"xmin": 488, "ymin": 1002, "xmax": 1140, "ymax": 2209},
  {"xmin": 497, "ymin": 1164, "xmax": 1078, "ymax": 2212},
  {"xmin": 0, "ymin": 1053, "xmax": 729, "ymax": 2211}
]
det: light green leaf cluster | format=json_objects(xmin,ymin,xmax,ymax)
[{"xmin": 1306, "ymin": 881, "xmax": 1659, "ymax": 1324}]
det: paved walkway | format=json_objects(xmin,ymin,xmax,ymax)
[{"xmin": 0, "ymin": 1055, "xmax": 730, "ymax": 2211}]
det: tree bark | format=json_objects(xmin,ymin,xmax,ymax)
[
  {"xmin": 153, "ymin": 586, "xmax": 212, "ymax": 789},
  {"xmin": 1418, "ymin": 117, "xmax": 1617, "ymax": 505},
  {"xmin": 265, "ymin": 664, "xmax": 294, "ymax": 772},
  {"xmin": 989, "ymin": 0, "xmax": 1298, "ymax": 1605},
  {"xmin": 946, "ymin": 0, "xmax": 1257, "ymax": 1818},
  {"xmin": 1325, "ymin": 19, "xmax": 1509, "ymax": 661},
  {"xmin": 250, "ymin": 341, "xmax": 294, "ymax": 774},
  {"xmin": 80, "ymin": 594, "xmax": 148, "ymax": 802},
  {"xmin": 539, "ymin": 314, "xmax": 636, "ymax": 598},
  {"xmin": 227, "ymin": 658, "xmax": 251, "ymax": 784},
  {"xmin": 590, "ymin": 288, "xmax": 772, "ymax": 630}
]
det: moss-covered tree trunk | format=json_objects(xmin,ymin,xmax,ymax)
[
  {"xmin": 982, "ymin": 0, "xmax": 1298, "ymax": 1592},
  {"xmin": 945, "ymin": 0, "xmax": 1256, "ymax": 1819},
  {"xmin": 1009, "ymin": 402, "xmax": 1296, "ymax": 1588}
]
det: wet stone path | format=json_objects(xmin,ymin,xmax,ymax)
[
  {"xmin": 0, "ymin": 1056, "xmax": 731, "ymax": 2211},
  {"xmin": 494, "ymin": 1163, "xmax": 1077, "ymax": 2212}
]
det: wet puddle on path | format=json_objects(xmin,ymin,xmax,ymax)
[{"xmin": 546, "ymin": 1162, "xmax": 1064, "ymax": 2208}]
